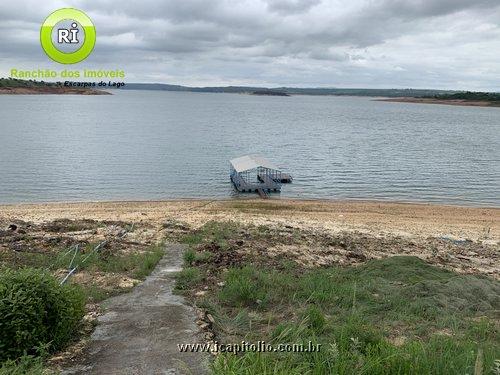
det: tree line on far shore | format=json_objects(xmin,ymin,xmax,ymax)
[
  {"xmin": 1, "ymin": 77, "xmax": 499, "ymax": 101},
  {"xmin": 0, "ymin": 78, "xmax": 59, "ymax": 88},
  {"xmin": 425, "ymin": 91, "xmax": 500, "ymax": 102}
]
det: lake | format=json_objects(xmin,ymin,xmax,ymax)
[{"xmin": 0, "ymin": 90, "xmax": 498, "ymax": 206}]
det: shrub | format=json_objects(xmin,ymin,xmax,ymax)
[{"xmin": 0, "ymin": 268, "xmax": 85, "ymax": 362}]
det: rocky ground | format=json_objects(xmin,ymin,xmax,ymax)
[
  {"xmin": 0, "ymin": 199, "xmax": 497, "ymax": 239},
  {"xmin": 1, "ymin": 199, "xmax": 497, "ymax": 274},
  {"xmin": 2, "ymin": 198, "xmax": 498, "ymax": 295}
]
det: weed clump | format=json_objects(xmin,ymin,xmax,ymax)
[
  {"xmin": 219, "ymin": 266, "xmax": 267, "ymax": 307},
  {"xmin": 301, "ymin": 306, "xmax": 326, "ymax": 333},
  {"xmin": 175, "ymin": 267, "xmax": 202, "ymax": 290}
]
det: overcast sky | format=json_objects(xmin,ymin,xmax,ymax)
[{"xmin": 1, "ymin": 0, "xmax": 499, "ymax": 90}]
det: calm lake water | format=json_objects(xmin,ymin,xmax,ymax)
[{"xmin": 0, "ymin": 90, "xmax": 499, "ymax": 206}]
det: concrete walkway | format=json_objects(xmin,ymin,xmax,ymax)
[{"xmin": 64, "ymin": 244, "xmax": 208, "ymax": 375}]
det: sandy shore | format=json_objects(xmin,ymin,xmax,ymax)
[
  {"xmin": 375, "ymin": 97, "xmax": 500, "ymax": 108},
  {"xmin": 0, "ymin": 199, "xmax": 498, "ymax": 242}
]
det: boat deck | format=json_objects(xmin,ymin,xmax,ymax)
[{"xmin": 231, "ymin": 173, "xmax": 281, "ymax": 192}]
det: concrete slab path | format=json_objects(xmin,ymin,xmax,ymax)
[{"xmin": 63, "ymin": 244, "xmax": 208, "ymax": 375}]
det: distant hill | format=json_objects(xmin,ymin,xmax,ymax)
[
  {"xmin": 0, "ymin": 78, "xmax": 58, "ymax": 88},
  {"xmin": 3, "ymin": 78, "xmax": 497, "ymax": 99},
  {"xmin": 121, "ymin": 83, "xmax": 459, "ymax": 98}
]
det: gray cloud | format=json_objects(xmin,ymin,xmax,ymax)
[
  {"xmin": 0, "ymin": 0, "xmax": 499, "ymax": 90},
  {"xmin": 265, "ymin": 0, "xmax": 321, "ymax": 14},
  {"xmin": 375, "ymin": 0, "xmax": 500, "ymax": 18}
]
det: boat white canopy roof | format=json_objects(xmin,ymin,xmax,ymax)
[{"xmin": 230, "ymin": 155, "xmax": 279, "ymax": 173}]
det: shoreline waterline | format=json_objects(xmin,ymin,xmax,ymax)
[{"xmin": 0, "ymin": 197, "xmax": 499, "ymax": 210}]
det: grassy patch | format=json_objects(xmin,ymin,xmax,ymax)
[
  {"xmin": 181, "ymin": 220, "xmax": 242, "ymax": 248},
  {"xmin": 5, "ymin": 242, "xmax": 165, "ymax": 286},
  {"xmin": 219, "ymin": 267, "xmax": 268, "ymax": 307},
  {"xmin": 177, "ymin": 221, "xmax": 500, "ymax": 374},
  {"xmin": 132, "ymin": 245, "xmax": 165, "ymax": 279},
  {"xmin": 183, "ymin": 247, "xmax": 213, "ymax": 266},
  {"xmin": 83, "ymin": 283, "xmax": 115, "ymax": 303},
  {"xmin": 175, "ymin": 267, "xmax": 202, "ymax": 290},
  {"xmin": 211, "ymin": 333, "xmax": 496, "ymax": 374}
]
